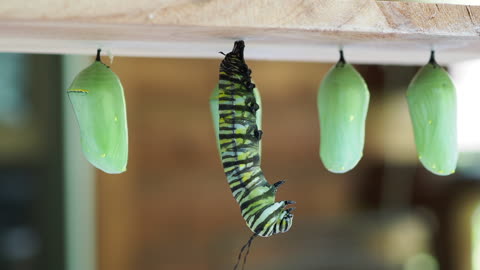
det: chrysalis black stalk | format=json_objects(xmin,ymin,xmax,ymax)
[
  {"xmin": 96, "ymin": 48, "xmax": 101, "ymax": 62},
  {"xmin": 428, "ymin": 50, "xmax": 438, "ymax": 67},
  {"xmin": 336, "ymin": 49, "xmax": 346, "ymax": 68}
]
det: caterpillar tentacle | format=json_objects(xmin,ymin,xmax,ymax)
[
  {"xmin": 273, "ymin": 180, "xmax": 286, "ymax": 189},
  {"xmin": 218, "ymin": 40, "xmax": 294, "ymax": 237}
]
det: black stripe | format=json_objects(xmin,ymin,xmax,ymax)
[
  {"xmin": 219, "ymin": 127, "xmax": 236, "ymax": 131},
  {"xmin": 239, "ymin": 192, "xmax": 270, "ymax": 211},
  {"xmin": 219, "ymin": 118, "xmax": 252, "ymax": 125},
  {"xmin": 222, "ymin": 151, "xmax": 255, "ymax": 160},
  {"xmin": 230, "ymin": 175, "xmax": 261, "ymax": 194},
  {"xmin": 229, "ymin": 170, "xmax": 264, "ymax": 192},
  {"xmin": 241, "ymin": 198, "xmax": 271, "ymax": 218},
  {"xmin": 236, "ymin": 178, "xmax": 266, "ymax": 202},
  {"xmin": 220, "ymin": 142, "xmax": 257, "ymax": 150},
  {"xmin": 222, "ymin": 157, "xmax": 258, "ymax": 168},
  {"xmin": 219, "ymin": 104, "xmax": 249, "ymax": 111},
  {"xmin": 219, "ymin": 141, "xmax": 258, "ymax": 151},
  {"xmin": 219, "ymin": 113, "xmax": 252, "ymax": 119},
  {"xmin": 230, "ymin": 171, "xmax": 264, "ymax": 193},
  {"xmin": 228, "ymin": 165, "xmax": 261, "ymax": 179},
  {"xmin": 219, "ymin": 134, "xmax": 248, "ymax": 139},
  {"xmin": 218, "ymin": 97, "xmax": 235, "ymax": 102},
  {"xmin": 253, "ymin": 207, "xmax": 283, "ymax": 233},
  {"xmin": 261, "ymin": 223, "xmax": 275, "ymax": 236},
  {"xmin": 244, "ymin": 204, "xmax": 271, "ymax": 223}
]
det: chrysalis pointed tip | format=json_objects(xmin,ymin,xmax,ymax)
[
  {"xmin": 336, "ymin": 49, "xmax": 346, "ymax": 67},
  {"xmin": 339, "ymin": 50, "xmax": 345, "ymax": 63},
  {"xmin": 428, "ymin": 50, "xmax": 437, "ymax": 66}
]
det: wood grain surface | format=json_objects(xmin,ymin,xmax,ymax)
[{"xmin": 1, "ymin": 1, "xmax": 478, "ymax": 63}]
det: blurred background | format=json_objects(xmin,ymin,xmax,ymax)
[{"xmin": 1, "ymin": 52, "xmax": 480, "ymax": 270}]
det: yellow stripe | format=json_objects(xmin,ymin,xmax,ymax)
[{"xmin": 67, "ymin": 88, "xmax": 89, "ymax": 93}]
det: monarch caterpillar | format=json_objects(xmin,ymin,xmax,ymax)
[
  {"xmin": 217, "ymin": 40, "xmax": 295, "ymax": 269},
  {"xmin": 67, "ymin": 49, "xmax": 128, "ymax": 174},
  {"xmin": 210, "ymin": 84, "xmax": 262, "ymax": 159},
  {"xmin": 317, "ymin": 50, "xmax": 370, "ymax": 173},
  {"xmin": 406, "ymin": 51, "xmax": 457, "ymax": 176}
]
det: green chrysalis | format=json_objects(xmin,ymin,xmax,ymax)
[
  {"xmin": 209, "ymin": 86, "xmax": 221, "ymax": 155},
  {"xmin": 317, "ymin": 50, "xmax": 370, "ymax": 173},
  {"xmin": 67, "ymin": 49, "xmax": 128, "ymax": 174},
  {"xmin": 209, "ymin": 84, "xmax": 262, "ymax": 159},
  {"xmin": 406, "ymin": 51, "xmax": 457, "ymax": 176}
]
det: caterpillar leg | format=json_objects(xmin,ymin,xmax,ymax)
[
  {"xmin": 248, "ymin": 102, "xmax": 260, "ymax": 114},
  {"xmin": 253, "ymin": 129, "xmax": 263, "ymax": 140}
]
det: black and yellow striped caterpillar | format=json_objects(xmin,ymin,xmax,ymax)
[{"xmin": 217, "ymin": 40, "xmax": 295, "ymax": 240}]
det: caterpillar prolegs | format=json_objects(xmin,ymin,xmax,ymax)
[{"xmin": 217, "ymin": 40, "xmax": 295, "ymax": 238}]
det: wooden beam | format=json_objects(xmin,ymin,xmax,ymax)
[
  {"xmin": 380, "ymin": 0, "xmax": 480, "ymax": 5},
  {"xmin": 0, "ymin": 0, "xmax": 479, "ymax": 64}
]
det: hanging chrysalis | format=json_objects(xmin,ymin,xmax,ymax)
[
  {"xmin": 317, "ymin": 50, "xmax": 370, "ymax": 173},
  {"xmin": 67, "ymin": 49, "xmax": 128, "ymax": 174},
  {"xmin": 406, "ymin": 51, "xmax": 457, "ymax": 176},
  {"xmin": 209, "ymin": 84, "xmax": 262, "ymax": 159}
]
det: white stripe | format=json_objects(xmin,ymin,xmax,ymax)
[{"xmin": 251, "ymin": 203, "xmax": 281, "ymax": 230}]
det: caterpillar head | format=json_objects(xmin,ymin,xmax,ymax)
[{"xmin": 254, "ymin": 202, "xmax": 295, "ymax": 237}]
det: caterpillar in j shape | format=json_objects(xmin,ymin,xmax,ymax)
[{"xmin": 216, "ymin": 40, "xmax": 296, "ymax": 238}]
